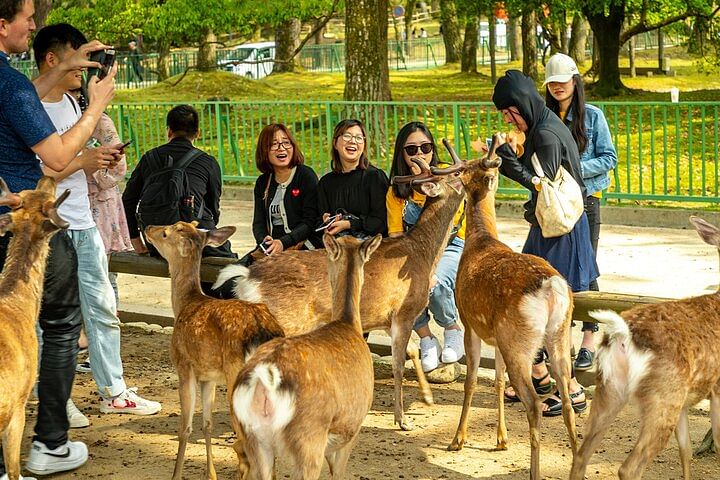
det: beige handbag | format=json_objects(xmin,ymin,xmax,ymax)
[{"xmin": 531, "ymin": 153, "xmax": 584, "ymax": 238}]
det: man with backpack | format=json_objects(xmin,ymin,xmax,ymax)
[{"xmin": 122, "ymin": 104, "xmax": 236, "ymax": 295}]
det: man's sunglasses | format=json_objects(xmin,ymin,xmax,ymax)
[{"xmin": 403, "ymin": 143, "xmax": 434, "ymax": 156}]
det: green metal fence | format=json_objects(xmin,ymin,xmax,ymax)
[{"xmin": 108, "ymin": 100, "xmax": 720, "ymax": 204}]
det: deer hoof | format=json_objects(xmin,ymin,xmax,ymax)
[
  {"xmin": 496, "ymin": 440, "xmax": 508, "ymax": 451},
  {"xmin": 398, "ymin": 417, "xmax": 415, "ymax": 431},
  {"xmin": 447, "ymin": 437, "xmax": 464, "ymax": 451}
]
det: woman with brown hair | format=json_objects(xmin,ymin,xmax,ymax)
[
  {"xmin": 317, "ymin": 119, "xmax": 389, "ymax": 239},
  {"xmin": 252, "ymin": 123, "xmax": 322, "ymax": 254}
]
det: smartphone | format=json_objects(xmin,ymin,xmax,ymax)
[
  {"xmin": 119, "ymin": 139, "xmax": 133, "ymax": 151},
  {"xmin": 88, "ymin": 48, "xmax": 116, "ymax": 80},
  {"xmin": 315, "ymin": 215, "xmax": 338, "ymax": 232},
  {"xmin": 258, "ymin": 241, "xmax": 271, "ymax": 255}
]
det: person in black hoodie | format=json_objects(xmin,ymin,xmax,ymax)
[
  {"xmin": 252, "ymin": 123, "xmax": 321, "ymax": 254},
  {"xmin": 491, "ymin": 70, "xmax": 599, "ymax": 417}
]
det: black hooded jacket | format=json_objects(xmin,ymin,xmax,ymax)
[{"xmin": 492, "ymin": 70, "xmax": 586, "ymax": 226}]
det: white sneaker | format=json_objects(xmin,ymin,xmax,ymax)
[
  {"xmin": 66, "ymin": 398, "xmax": 90, "ymax": 428},
  {"xmin": 419, "ymin": 336, "xmax": 441, "ymax": 372},
  {"xmin": 100, "ymin": 387, "xmax": 161, "ymax": 415},
  {"xmin": 441, "ymin": 328, "xmax": 465, "ymax": 363},
  {"xmin": 0, "ymin": 474, "xmax": 37, "ymax": 480},
  {"xmin": 25, "ymin": 440, "xmax": 88, "ymax": 475}
]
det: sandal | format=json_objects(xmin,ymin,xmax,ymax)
[
  {"xmin": 504, "ymin": 373, "xmax": 554, "ymax": 403},
  {"xmin": 542, "ymin": 387, "xmax": 587, "ymax": 417}
]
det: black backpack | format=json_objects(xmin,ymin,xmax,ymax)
[{"xmin": 135, "ymin": 147, "xmax": 206, "ymax": 233}]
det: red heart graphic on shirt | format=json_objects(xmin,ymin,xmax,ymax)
[{"xmin": 291, "ymin": 188, "xmax": 300, "ymax": 197}]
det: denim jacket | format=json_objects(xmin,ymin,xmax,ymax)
[{"xmin": 566, "ymin": 104, "xmax": 618, "ymax": 196}]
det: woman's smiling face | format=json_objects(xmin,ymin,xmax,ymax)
[
  {"xmin": 268, "ymin": 129, "xmax": 293, "ymax": 171},
  {"xmin": 334, "ymin": 125, "xmax": 365, "ymax": 166}
]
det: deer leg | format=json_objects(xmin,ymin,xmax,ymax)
[
  {"xmin": 173, "ymin": 364, "xmax": 198, "ymax": 480},
  {"xmin": 503, "ymin": 352, "xmax": 542, "ymax": 480},
  {"xmin": 390, "ymin": 321, "xmax": 417, "ymax": 431},
  {"xmin": 546, "ymin": 328, "xmax": 578, "ymax": 453},
  {"xmin": 618, "ymin": 394, "xmax": 686, "ymax": 480},
  {"xmin": 494, "ymin": 346, "xmax": 509, "ymax": 451},
  {"xmin": 290, "ymin": 433, "xmax": 327, "ymax": 480},
  {"xmin": 406, "ymin": 342, "xmax": 433, "ymax": 406},
  {"xmin": 325, "ymin": 433, "xmax": 359, "ymax": 479},
  {"xmin": 570, "ymin": 376, "xmax": 628, "ymax": 480},
  {"xmin": 675, "ymin": 407, "xmax": 691, "ymax": 480},
  {"xmin": 200, "ymin": 380, "xmax": 218, "ymax": 480},
  {"xmin": 448, "ymin": 328, "xmax": 482, "ymax": 451},
  {"xmin": 2, "ymin": 406, "xmax": 25, "ymax": 480},
  {"xmin": 243, "ymin": 435, "xmax": 274, "ymax": 480},
  {"xmin": 227, "ymin": 384, "xmax": 251, "ymax": 480}
]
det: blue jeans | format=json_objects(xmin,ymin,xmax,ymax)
[{"xmin": 69, "ymin": 227, "xmax": 126, "ymax": 398}]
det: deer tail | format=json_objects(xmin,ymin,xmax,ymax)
[{"xmin": 233, "ymin": 363, "xmax": 295, "ymax": 437}]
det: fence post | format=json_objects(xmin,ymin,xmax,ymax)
[{"xmin": 214, "ymin": 102, "xmax": 224, "ymax": 173}]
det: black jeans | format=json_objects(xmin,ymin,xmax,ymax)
[
  {"xmin": 0, "ymin": 232, "xmax": 82, "ymax": 474},
  {"xmin": 583, "ymin": 196, "xmax": 601, "ymax": 332}
]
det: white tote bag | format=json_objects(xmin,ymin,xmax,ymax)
[{"xmin": 531, "ymin": 153, "xmax": 584, "ymax": 238}]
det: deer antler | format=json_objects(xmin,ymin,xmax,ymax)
[
  {"xmin": 482, "ymin": 133, "xmax": 502, "ymax": 169},
  {"xmin": 431, "ymin": 139, "xmax": 467, "ymax": 175},
  {"xmin": 391, "ymin": 157, "xmax": 437, "ymax": 185},
  {"xmin": 46, "ymin": 189, "xmax": 71, "ymax": 229}
]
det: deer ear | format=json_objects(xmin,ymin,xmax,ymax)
[
  {"xmin": 360, "ymin": 234, "xmax": 382, "ymax": 262},
  {"xmin": 205, "ymin": 226, "xmax": 236, "ymax": 247},
  {"xmin": 36, "ymin": 176, "xmax": 56, "ymax": 194},
  {"xmin": 690, "ymin": 216, "xmax": 720, "ymax": 247},
  {"xmin": 420, "ymin": 181, "xmax": 441, "ymax": 198},
  {"xmin": 323, "ymin": 232, "xmax": 340, "ymax": 259},
  {"xmin": 0, "ymin": 213, "xmax": 13, "ymax": 236}
]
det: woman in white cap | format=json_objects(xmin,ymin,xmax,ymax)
[{"xmin": 543, "ymin": 53, "xmax": 618, "ymax": 372}]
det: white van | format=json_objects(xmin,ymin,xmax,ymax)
[{"xmin": 220, "ymin": 41, "xmax": 276, "ymax": 79}]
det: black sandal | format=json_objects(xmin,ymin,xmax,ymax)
[
  {"xmin": 504, "ymin": 373, "xmax": 554, "ymax": 403},
  {"xmin": 542, "ymin": 388, "xmax": 587, "ymax": 417}
]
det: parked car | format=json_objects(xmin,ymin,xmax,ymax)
[{"xmin": 220, "ymin": 41, "xmax": 276, "ymax": 79}]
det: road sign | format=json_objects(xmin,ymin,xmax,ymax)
[{"xmin": 393, "ymin": 5, "xmax": 405, "ymax": 18}]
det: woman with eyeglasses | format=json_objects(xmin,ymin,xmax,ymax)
[
  {"xmin": 317, "ymin": 119, "xmax": 389, "ymax": 239},
  {"xmin": 386, "ymin": 121, "xmax": 466, "ymax": 373},
  {"xmin": 252, "ymin": 123, "xmax": 322, "ymax": 256}
]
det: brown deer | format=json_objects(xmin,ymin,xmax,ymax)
[
  {"xmin": 443, "ymin": 137, "xmax": 578, "ymax": 480},
  {"xmin": 570, "ymin": 216, "xmax": 720, "ymax": 480},
  {"xmin": 215, "ymin": 150, "xmax": 465, "ymax": 430},
  {"xmin": 0, "ymin": 176, "xmax": 70, "ymax": 480},
  {"xmin": 232, "ymin": 233, "xmax": 381, "ymax": 480},
  {"xmin": 144, "ymin": 221, "xmax": 285, "ymax": 480}
]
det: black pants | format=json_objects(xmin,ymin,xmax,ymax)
[
  {"xmin": 0, "ymin": 232, "xmax": 82, "ymax": 473},
  {"xmin": 582, "ymin": 196, "xmax": 601, "ymax": 332}
]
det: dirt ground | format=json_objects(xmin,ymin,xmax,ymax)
[{"xmin": 17, "ymin": 325, "xmax": 718, "ymax": 480}]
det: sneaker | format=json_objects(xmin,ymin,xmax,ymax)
[
  {"xmin": 441, "ymin": 328, "xmax": 465, "ymax": 363},
  {"xmin": 66, "ymin": 399, "xmax": 90, "ymax": 428},
  {"xmin": 0, "ymin": 474, "xmax": 37, "ymax": 480},
  {"xmin": 75, "ymin": 361, "xmax": 91, "ymax": 373},
  {"xmin": 419, "ymin": 336, "xmax": 441, "ymax": 372},
  {"xmin": 574, "ymin": 347, "xmax": 595, "ymax": 371},
  {"xmin": 100, "ymin": 387, "xmax": 161, "ymax": 415},
  {"xmin": 25, "ymin": 440, "xmax": 88, "ymax": 475}
]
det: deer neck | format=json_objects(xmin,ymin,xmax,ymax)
[
  {"xmin": 329, "ymin": 258, "xmax": 364, "ymax": 335},
  {"xmin": 0, "ymin": 229, "xmax": 52, "ymax": 318},
  {"xmin": 406, "ymin": 186, "xmax": 465, "ymax": 269},
  {"xmin": 465, "ymin": 186, "xmax": 499, "ymax": 242},
  {"xmin": 167, "ymin": 252, "xmax": 204, "ymax": 317}
]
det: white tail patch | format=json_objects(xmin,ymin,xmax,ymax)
[
  {"xmin": 233, "ymin": 363, "xmax": 295, "ymax": 438},
  {"xmin": 213, "ymin": 264, "xmax": 263, "ymax": 303},
  {"xmin": 518, "ymin": 275, "xmax": 569, "ymax": 337},
  {"xmin": 590, "ymin": 309, "xmax": 653, "ymax": 399}
]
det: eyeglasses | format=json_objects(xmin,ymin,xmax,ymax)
[
  {"xmin": 270, "ymin": 141, "xmax": 293, "ymax": 151},
  {"xmin": 340, "ymin": 133, "xmax": 365, "ymax": 144},
  {"xmin": 403, "ymin": 143, "xmax": 434, "ymax": 156}
]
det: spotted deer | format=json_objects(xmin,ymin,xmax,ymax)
[
  {"xmin": 143, "ymin": 221, "xmax": 285, "ymax": 480},
  {"xmin": 443, "ymin": 137, "xmax": 578, "ymax": 480},
  {"xmin": 215, "ymin": 150, "xmax": 466, "ymax": 431},
  {"xmin": 232, "ymin": 233, "xmax": 381, "ymax": 479},
  {"xmin": 570, "ymin": 217, "xmax": 720, "ymax": 479},
  {"xmin": 0, "ymin": 177, "xmax": 70, "ymax": 480}
]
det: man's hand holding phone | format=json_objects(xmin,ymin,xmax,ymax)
[
  {"xmin": 316, "ymin": 213, "xmax": 339, "ymax": 232},
  {"xmin": 259, "ymin": 236, "xmax": 283, "ymax": 256}
]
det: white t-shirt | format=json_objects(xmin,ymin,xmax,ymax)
[{"xmin": 41, "ymin": 94, "xmax": 95, "ymax": 230}]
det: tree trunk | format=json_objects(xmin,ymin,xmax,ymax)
[
  {"xmin": 568, "ymin": 13, "xmax": 588, "ymax": 65},
  {"xmin": 688, "ymin": 16, "xmax": 709, "ymax": 55},
  {"xmin": 157, "ymin": 40, "xmax": 171, "ymax": 81},
  {"xmin": 344, "ymin": 0, "xmax": 391, "ymax": 101},
  {"xmin": 628, "ymin": 35, "xmax": 636, "ymax": 78},
  {"xmin": 657, "ymin": 27, "xmax": 664, "ymax": 71},
  {"xmin": 461, "ymin": 17, "xmax": 478, "ymax": 73},
  {"xmin": 312, "ymin": 18, "xmax": 325, "ymax": 45},
  {"xmin": 584, "ymin": 4, "xmax": 626, "ymax": 97},
  {"xmin": 508, "ymin": 15, "xmax": 521, "ymax": 62},
  {"xmin": 521, "ymin": 9, "xmax": 537, "ymax": 80},
  {"xmin": 197, "ymin": 29, "xmax": 217, "ymax": 72},
  {"xmin": 404, "ymin": 0, "xmax": 416, "ymax": 42},
  {"xmin": 439, "ymin": 0, "xmax": 462, "ymax": 63},
  {"xmin": 488, "ymin": 11, "xmax": 497, "ymax": 83},
  {"xmin": 274, "ymin": 17, "xmax": 301, "ymax": 73},
  {"xmin": 33, "ymin": 0, "xmax": 52, "ymax": 30}
]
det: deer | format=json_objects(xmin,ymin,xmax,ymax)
[
  {"xmin": 442, "ymin": 136, "xmax": 578, "ymax": 480},
  {"xmin": 569, "ymin": 216, "xmax": 720, "ymax": 480},
  {"xmin": 0, "ymin": 176, "xmax": 70, "ymax": 480},
  {"xmin": 143, "ymin": 221, "xmax": 285, "ymax": 480},
  {"xmin": 214, "ymin": 147, "xmax": 466, "ymax": 431},
  {"xmin": 232, "ymin": 232, "xmax": 381, "ymax": 480}
]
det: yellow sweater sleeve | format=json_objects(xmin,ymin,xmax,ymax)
[{"xmin": 386, "ymin": 188, "xmax": 406, "ymax": 235}]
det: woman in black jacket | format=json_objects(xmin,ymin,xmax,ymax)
[
  {"xmin": 491, "ymin": 70, "xmax": 599, "ymax": 417},
  {"xmin": 252, "ymin": 123, "xmax": 322, "ymax": 255}
]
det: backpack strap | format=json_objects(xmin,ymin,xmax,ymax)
[{"xmin": 173, "ymin": 147, "xmax": 204, "ymax": 170}]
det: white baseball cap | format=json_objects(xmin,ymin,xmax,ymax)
[{"xmin": 543, "ymin": 53, "xmax": 579, "ymax": 86}]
